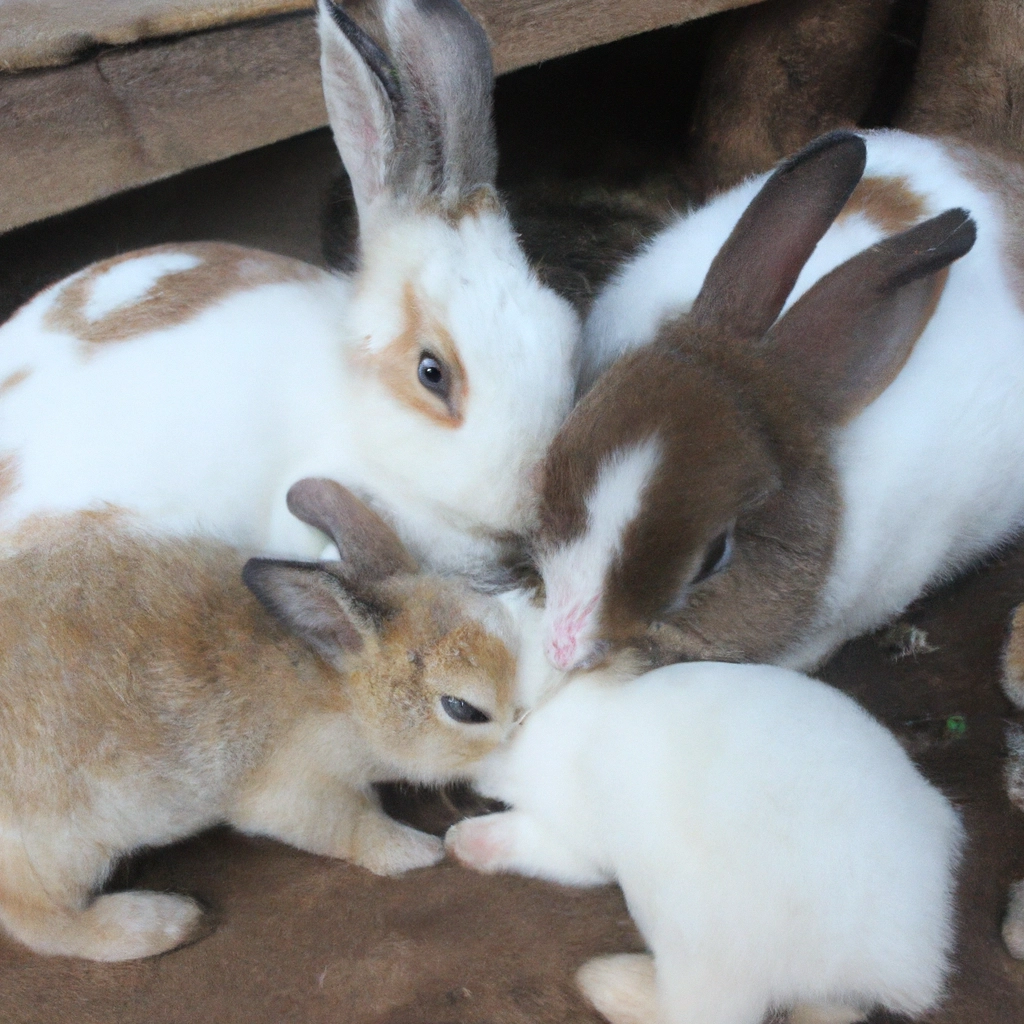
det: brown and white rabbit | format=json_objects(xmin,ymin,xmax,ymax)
[
  {"xmin": 534, "ymin": 129, "xmax": 1024, "ymax": 675},
  {"xmin": 0, "ymin": 0, "xmax": 578, "ymax": 575},
  {"xmin": 0, "ymin": 478, "xmax": 518, "ymax": 962}
]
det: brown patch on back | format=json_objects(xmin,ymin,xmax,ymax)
[
  {"xmin": 366, "ymin": 283, "xmax": 467, "ymax": 428},
  {"xmin": 42, "ymin": 243, "xmax": 324, "ymax": 348},
  {"xmin": 955, "ymin": 143, "xmax": 1024, "ymax": 313},
  {"xmin": 0, "ymin": 368, "xmax": 30, "ymax": 398},
  {"xmin": 441, "ymin": 185, "xmax": 502, "ymax": 224},
  {"xmin": 837, "ymin": 175, "xmax": 928, "ymax": 234}
]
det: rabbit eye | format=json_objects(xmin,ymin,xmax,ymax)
[
  {"xmin": 418, "ymin": 353, "xmax": 449, "ymax": 399},
  {"xmin": 691, "ymin": 527, "xmax": 733, "ymax": 586},
  {"xmin": 440, "ymin": 695, "xmax": 491, "ymax": 724}
]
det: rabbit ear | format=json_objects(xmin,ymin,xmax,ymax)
[
  {"xmin": 690, "ymin": 131, "xmax": 867, "ymax": 341},
  {"xmin": 286, "ymin": 477, "xmax": 418, "ymax": 581},
  {"xmin": 243, "ymin": 559, "xmax": 378, "ymax": 659},
  {"xmin": 767, "ymin": 208, "xmax": 977, "ymax": 424},
  {"xmin": 318, "ymin": 0, "xmax": 496, "ymax": 218}
]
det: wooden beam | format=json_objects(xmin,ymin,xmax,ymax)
[{"xmin": 0, "ymin": 1, "xmax": 757, "ymax": 234}]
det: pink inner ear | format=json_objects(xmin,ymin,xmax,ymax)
[{"xmin": 546, "ymin": 595, "xmax": 598, "ymax": 671}]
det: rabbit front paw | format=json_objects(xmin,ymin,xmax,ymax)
[
  {"xmin": 445, "ymin": 813, "xmax": 517, "ymax": 873},
  {"xmin": 351, "ymin": 815, "xmax": 445, "ymax": 876}
]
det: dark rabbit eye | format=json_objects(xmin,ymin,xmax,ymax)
[
  {"xmin": 440, "ymin": 695, "xmax": 491, "ymax": 724},
  {"xmin": 692, "ymin": 528, "xmax": 734, "ymax": 585},
  {"xmin": 418, "ymin": 353, "xmax": 449, "ymax": 399}
]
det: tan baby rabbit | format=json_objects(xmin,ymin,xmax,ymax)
[{"xmin": 0, "ymin": 479, "xmax": 517, "ymax": 962}]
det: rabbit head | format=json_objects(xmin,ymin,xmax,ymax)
[
  {"xmin": 320, "ymin": 0, "xmax": 579, "ymax": 559},
  {"xmin": 245, "ymin": 478, "xmax": 519, "ymax": 780},
  {"xmin": 535, "ymin": 131, "xmax": 976, "ymax": 673}
]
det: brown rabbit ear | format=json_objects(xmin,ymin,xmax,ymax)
[
  {"xmin": 243, "ymin": 559, "xmax": 377, "ymax": 659},
  {"xmin": 286, "ymin": 478, "xmax": 418, "ymax": 581},
  {"xmin": 766, "ymin": 207, "xmax": 976, "ymax": 424},
  {"xmin": 690, "ymin": 131, "xmax": 867, "ymax": 341}
]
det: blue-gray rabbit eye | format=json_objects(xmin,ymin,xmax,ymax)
[
  {"xmin": 692, "ymin": 528, "xmax": 734, "ymax": 585},
  {"xmin": 418, "ymin": 353, "xmax": 448, "ymax": 397},
  {"xmin": 441, "ymin": 695, "xmax": 490, "ymax": 724}
]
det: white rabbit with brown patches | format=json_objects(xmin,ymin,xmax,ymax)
[
  {"xmin": 536, "ymin": 129, "xmax": 1024, "ymax": 675},
  {"xmin": 447, "ymin": 661, "xmax": 964, "ymax": 1024},
  {"xmin": 0, "ymin": 478, "xmax": 518, "ymax": 962},
  {"xmin": 0, "ymin": 0, "xmax": 578, "ymax": 573}
]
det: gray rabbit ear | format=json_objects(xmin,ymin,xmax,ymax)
[
  {"xmin": 767, "ymin": 207, "xmax": 977, "ymax": 424},
  {"xmin": 318, "ymin": 0, "xmax": 497, "ymax": 218},
  {"xmin": 286, "ymin": 477, "xmax": 418, "ymax": 581},
  {"xmin": 690, "ymin": 131, "xmax": 867, "ymax": 342},
  {"xmin": 243, "ymin": 559, "xmax": 376, "ymax": 658}
]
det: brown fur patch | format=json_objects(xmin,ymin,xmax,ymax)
[
  {"xmin": 837, "ymin": 175, "xmax": 928, "ymax": 234},
  {"xmin": 0, "ymin": 368, "xmax": 30, "ymax": 398},
  {"xmin": 955, "ymin": 144, "xmax": 1024, "ymax": 313},
  {"xmin": 42, "ymin": 242, "xmax": 323, "ymax": 348},
  {"xmin": 1004, "ymin": 603, "xmax": 1024, "ymax": 710},
  {"xmin": 369, "ymin": 284, "xmax": 468, "ymax": 428},
  {"xmin": 441, "ymin": 185, "xmax": 502, "ymax": 223}
]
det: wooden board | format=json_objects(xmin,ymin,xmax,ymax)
[{"xmin": 0, "ymin": 0, "xmax": 758, "ymax": 234}]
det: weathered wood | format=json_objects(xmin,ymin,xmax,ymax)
[{"xmin": 0, "ymin": 0, "xmax": 757, "ymax": 234}]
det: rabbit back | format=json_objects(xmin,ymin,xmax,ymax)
[
  {"xmin": 0, "ymin": 244, "xmax": 357, "ymax": 558},
  {"xmin": 479, "ymin": 662, "xmax": 963, "ymax": 1018}
]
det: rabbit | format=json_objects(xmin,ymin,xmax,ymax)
[
  {"xmin": 0, "ymin": 477, "xmax": 520, "ymax": 962},
  {"xmin": 0, "ymin": 0, "xmax": 578, "ymax": 576},
  {"xmin": 1002, "ymin": 603, "xmax": 1024, "ymax": 959},
  {"xmin": 535, "ymin": 128, "xmax": 1024, "ymax": 675},
  {"xmin": 446, "ymin": 660, "xmax": 964, "ymax": 1024}
]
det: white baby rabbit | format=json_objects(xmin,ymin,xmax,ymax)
[
  {"xmin": 0, "ymin": 478, "xmax": 518, "ymax": 962},
  {"xmin": 447, "ymin": 661, "xmax": 964, "ymax": 1024},
  {"xmin": 536, "ymin": 128, "xmax": 1024, "ymax": 673},
  {"xmin": 0, "ymin": 0, "xmax": 578, "ymax": 574}
]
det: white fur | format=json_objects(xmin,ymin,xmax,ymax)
[
  {"xmin": 580, "ymin": 129, "xmax": 1024, "ymax": 668},
  {"xmin": 448, "ymin": 661, "xmax": 963, "ymax": 1024},
  {"xmin": 0, "ymin": 1, "xmax": 579, "ymax": 575},
  {"xmin": 541, "ymin": 438, "xmax": 662, "ymax": 670}
]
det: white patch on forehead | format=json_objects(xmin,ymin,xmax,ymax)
[
  {"xmin": 83, "ymin": 252, "xmax": 202, "ymax": 322},
  {"xmin": 541, "ymin": 437, "xmax": 662, "ymax": 660}
]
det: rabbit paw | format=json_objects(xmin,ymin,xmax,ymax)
[
  {"xmin": 352, "ymin": 817, "xmax": 445, "ymax": 876},
  {"xmin": 85, "ymin": 891, "xmax": 206, "ymax": 961},
  {"xmin": 445, "ymin": 813, "xmax": 516, "ymax": 873}
]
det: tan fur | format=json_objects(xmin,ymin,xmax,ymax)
[
  {"xmin": 688, "ymin": 0, "xmax": 895, "ymax": 195},
  {"xmin": 837, "ymin": 176, "xmax": 927, "ymax": 234},
  {"xmin": 576, "ymin": 953, "xmax": 659, "ymax": 1024},
  {"xmin": 0, "ymin": 367, "xmax": 31, "ymax": 397},
  {"xmin": 42, "ymin": 242, "xmax": 322, "ymax": 347},
  {"xmin": 0, "ymin": 504, "xmax": 515, "ymax": 961},
  {"xmin": 897, "ymin": 0, "xmax": 1024, "ymax": 157},
  {"xmin": 954, "ymin": 145, "xmax": 1024, "ymax": 313},
  {"xmin": 439, "ymin": 184, "xmax": 502, "ymax": 223},
  {"xmin": 370, "ymin": 283, "xmax": 468, "ymax": 428},
  {"xmin": 1003, "ymin": 604, "xmax": 1024, "ymax": 710}
]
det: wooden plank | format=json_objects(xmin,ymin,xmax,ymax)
[{"xmin": 0, "ymin": 1, "xmax": 759, "ymax": 234}]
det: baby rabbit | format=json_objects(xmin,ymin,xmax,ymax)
[
  {"xmin": 0, "ymin": 0, "xmax": 578, "ymax": 574},
  {"xmin": 0, "ymin": 478, "xmax": 517, "ymax": 962},
  {"xmin": 535, "ymin": 128, "xmax": 1024, "ymax": 673},
  {"xmin": 447, "ymin": 661, "xmax": 964, "ymax": 1024}
]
